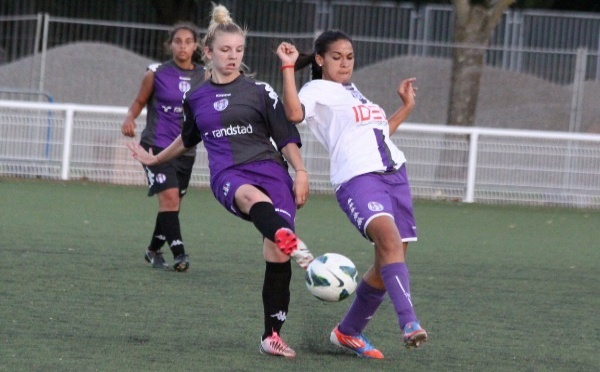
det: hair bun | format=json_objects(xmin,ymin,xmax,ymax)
[{"xmin": 212, "ymin": 4, "xmax": 232, "ymax": 25}]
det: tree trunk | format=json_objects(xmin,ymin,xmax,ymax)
[
  {"xmin": 447, "ymin": 6, "xmax": 490, "ymax": 126},
  {"xmin": 436, "ymin": 1, "xmax": 514, "ymax": 187},
  {"xmin": 446, "ymin": 0, "xmax": 516, "ymax": 127}
]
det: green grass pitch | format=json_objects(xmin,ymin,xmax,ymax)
[{"xmin": 1, "ymin": 178, "xmax": 598, "ymax": 371}]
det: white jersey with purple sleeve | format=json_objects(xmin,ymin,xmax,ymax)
[
  {"xmin": 181, "ymin": 74, "xmax": 302, "ymax": 181},
  {"xmin": 298, "ymin": 79, "xmax": 406, "ymax": 187},
  {"xmin": 140, "ymin": 60, "xmax": 205, "ymax": 155}
]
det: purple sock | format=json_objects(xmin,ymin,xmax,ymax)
[
  {"xmin": 338, "ymin": 280, "xmax": 386, "ymax": 336},
  {"xmin": 380, "ymin": 262, "xmax": 417, "ymax": 330}
]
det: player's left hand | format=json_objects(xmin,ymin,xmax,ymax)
[{"xmin": 397, "ymin": 77, "xmax": 417, "ymax": 108}]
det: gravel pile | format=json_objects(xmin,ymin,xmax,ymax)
[
  {"xmin": 0, "ymin": 42, "xmax": 154, "ymax": 106},
  {"xmin": 1, "ymin": 42, "xmax": 598, "ymax": 132}
]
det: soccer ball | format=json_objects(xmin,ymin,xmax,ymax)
[{"xmin": 305, "ymin": 253, "xmax": 358, "ymax": 302}]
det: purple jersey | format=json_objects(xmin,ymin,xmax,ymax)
[
  {"xmin": 181, "ymin": 74, "xmax": 302, "ymax": 182},
  {"xmin": 140, "ymin": 60, "xmax": 205, "ymax": 155}
]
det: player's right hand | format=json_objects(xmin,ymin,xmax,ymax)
[
  {"xmin": 126, "ymin": 142, "xmax": 157, "ymax": 166},
  {"xmin": 121, "ymin": 118, "xmax": 136, "ymax": 137},
  {"xmin": 276, "ymin": 42, "xmax": 299, "ymax": 66}
]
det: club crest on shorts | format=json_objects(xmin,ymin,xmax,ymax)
[
  {"xmin": 213, "ymin": 98, "xmax": 228, "ymax": 111},
  {"xmin": 222, "ymin": 181, "xmax": 230, "ymax": 196},
  {"xmin": 156, "ymin": 173, "xmax": 166, "ymax": 184},
  {"xmin": 367, "ymin": 201, "xmax": 384, "ymax": 212}
]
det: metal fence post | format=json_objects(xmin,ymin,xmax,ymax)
[
  {"xmin": 464, "ymin": 131, "xmax": 479, "ymax": 203},
  {"xmin": 31, "ymin": 13, "xmax": 43, "ymax": 90},
  {"xmin": 569, "ymin": 47, "xmax": 587, "ymax": 134},
  {"xmin": 61, "ymin": 106, "xmax": 74, "ymax": 180},
  {"xmin": 315, "ymin": 0, "xmax": 332, "ymax": 32},
  {"xmin": 38, "ymin": 13, "xmax": 49, "ymax": 95},
  {"xmin": 597, "ymin": 30, "xmax": 600, "ymax": 80}
]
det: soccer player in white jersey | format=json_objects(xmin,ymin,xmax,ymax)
[{"xmin": 276, "ymin": 30, "xmax": 428, "ymax": 358}]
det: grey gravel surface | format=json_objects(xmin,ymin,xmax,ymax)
[{"xmin": 1, "ymin": 43, "xmax": 598, "ymax": 132}]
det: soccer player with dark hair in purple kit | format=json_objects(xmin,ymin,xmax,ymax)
[
  {"xmin": 127, "ymin": 4, "xmax": 314, "ymax": 358},
  {"xmin": 122, "ymin": 23, "xmax": 206, "ymax": 272}
]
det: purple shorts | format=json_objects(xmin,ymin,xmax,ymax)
[
  {"xmin": 211, "ymin": 160, "xmax": 296, "ymax": 228},
  {"xmin": 335, "ymin": 165, "xmax": 417, "ymax": 242}
]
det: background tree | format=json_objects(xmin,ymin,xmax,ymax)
[
  {"xmin": 447, "ymin": 0, "xmax": 515, "ymax": 126},
  {"xmin": 431, "ymin": 0, "xmax": 513, "ymax": 183}
]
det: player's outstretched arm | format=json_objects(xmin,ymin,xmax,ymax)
[
  {"xmin": 126, "ymin": 135, "xmax": 188, "ymax": 166},
  {"xmin": 388, "ymin": 77, "xmax": 417, "ymax": 136},
  {"xmin": 276, "ymin": 42, "xmax": 304, "ymax": 123}
]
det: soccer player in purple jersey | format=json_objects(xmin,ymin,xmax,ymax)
[
  {"xmin": 122, "ymin": 23, "xmax": 206, "ymax": 272},
  {"xmin": 127, "ymin": 4, "xmax": 313, "ymax": 358},
  {"xmin": 276, "ymin": 31, "xmax": 428, "ymax": 357}
]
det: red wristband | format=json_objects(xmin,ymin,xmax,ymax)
[{"xmin": 280, "ymin": 65, "xmax": 295, "ymax": 71}]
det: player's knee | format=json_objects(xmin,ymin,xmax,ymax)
[{"xmin": 158, "ymin": 188, "xmax": 181, "ymax": 210}]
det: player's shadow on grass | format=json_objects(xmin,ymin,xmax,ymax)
[{"xmin": 300, "ymin": 314, "xmax": 350, "ymax": 356}]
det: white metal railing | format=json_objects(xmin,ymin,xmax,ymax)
[{"xmin": 2, "ymin": 100, "xmax": 600, "ymax": 209}]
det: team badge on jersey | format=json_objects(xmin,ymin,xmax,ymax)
[
  {"xmin": 367, "ymin": 201, "xmax": 384, "ymax": 212},
  {"xmin": 214, "ymin": 98, "xmax": 229, "ymax": 111},
  {"xmin": 344, "ymin": 83, "xmax": 368, "ymax": 104},
  {"xmin": 179, "ymin": 81, "xmax": 191, "ymax": 93},
  {"xmin": 350, "ymin": 90, "xmax": 368, "ymax": 104}
]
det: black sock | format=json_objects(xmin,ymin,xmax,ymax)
[
  {"xmin": 157, "ymin": 211, "xmax": 185, "ymax": 258},
  {"xmin": 148, "ymin": 214, "xmax": 166, "ymax": 251},
  {"xmin": 262, "ymin": 261, "xmax": 292, "ymax": 340},
  {"xmin": 249, "ymin": 202, "xmax": 292, "ymax": 242}
]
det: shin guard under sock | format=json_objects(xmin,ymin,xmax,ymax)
[
  {"xmin": 381, "ymin": 262, "xmax": 417, "ymax": 329},
  {"xmin": 262, "ymin": 260, "xmax": 292, "ymax": 339},
  {"xmin": 157, "ymin": 211, "xmax": 185, "ymax": 258},
  {"xmin": 249, "ymin": 202, "xmax": 292, "ymax": 241},
  {"xmin": 148, "ymin": 214, "xmax": 166, "ymax": 251}
]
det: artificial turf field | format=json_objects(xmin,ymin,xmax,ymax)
[{"xmin": 1, "ymin": 178, "xmax": 598, "ymax": 371}]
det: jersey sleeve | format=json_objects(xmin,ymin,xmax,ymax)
[
  {"xmin": 298, "ymin": 82, "xmax": 319, "ymax": 120},
  {"xmin": 181, "ymin": 95, "xmax": 202, "ymax": 148},
  {"xmin": 147, "ymin": 62, "xmax": 161, "ymax": 72},
  {"xmin": 258, "ymin": 82, "xmax": 302, "ymax": 150}
]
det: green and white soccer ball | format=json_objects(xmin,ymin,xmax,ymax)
[{"xmin": 305, "ymin": 253, "xmax": 358, "ymax": 302}]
